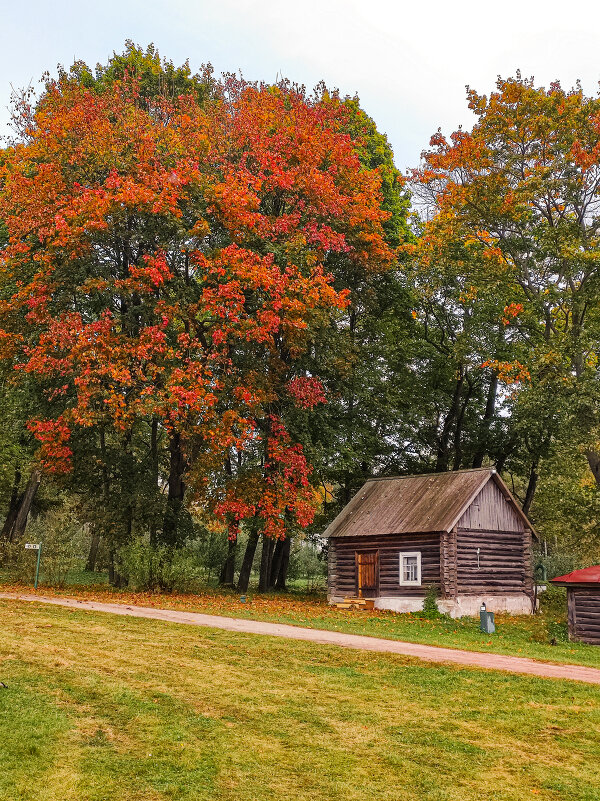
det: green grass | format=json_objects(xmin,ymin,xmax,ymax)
[
  {"xmin": 0, "ymin": 599, "xmax": 600, "ymax": 801},
  {"xmin": 5, "ymin": 579, "xmax": 599, "ymax": 670}
]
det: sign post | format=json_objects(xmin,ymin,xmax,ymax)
[{"xmin": 25, "ymin": 543, "xmax": 42, "ymax": 588}]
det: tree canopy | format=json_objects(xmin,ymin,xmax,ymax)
[{"xmin": 2, "ymin": 52, "xmax": 600, "ymax": 587}]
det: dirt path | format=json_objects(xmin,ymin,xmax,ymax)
[{"xmin": 2, "ymin": 591, "xmax": 600, "ymax": 684}]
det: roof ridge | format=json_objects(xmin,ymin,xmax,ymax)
[{"xmin": 364, "ymin": 467, "xmax": 494, "ymax": 482}]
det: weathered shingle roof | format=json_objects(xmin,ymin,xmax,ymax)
[{"xmin": 323, "ymin": 468, "xmax": 533, "ymax": 538}]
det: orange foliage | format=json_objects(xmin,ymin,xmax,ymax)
[
  {"xmin": 413, "ymin": 75, "xmax": 600, "ymax": 389},
  {"xmin": 0, "ymin": 72, "xmax": 393, "ymax": 538}
]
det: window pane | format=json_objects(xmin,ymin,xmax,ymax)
[{"xmin": 403, "ymin": 555, "xmax": 417, "ymax": 582}]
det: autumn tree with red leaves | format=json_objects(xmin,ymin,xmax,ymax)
[{"xmin": 0, "ymin": 50, "xmax": 393, "ymax": 584}]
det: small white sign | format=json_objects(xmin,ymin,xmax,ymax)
[{"xmin": 24, "ymin": 543, "xmax": 40, "ymax": 550}]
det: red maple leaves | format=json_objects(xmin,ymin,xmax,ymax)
[{"xmin": 0, "ymin": 71, "xmax": 393, "ymax": 538}]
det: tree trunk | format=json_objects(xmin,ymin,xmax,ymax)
[
  {"xmin": 274, "ymin": 536, "xmax": 291, "ymax": 591},
  {"xmin": 522, "ymin": 459, "xmax": 539, "ymax": 516},
  {"xmin": 1, "ymin": 465, "xmax": 22, "ymax": 541},
  {"xmin": 108, "ymin": 549, "xmax": 126, "ymax": 588},
  {"xmin": 494, "ymin": 435, "xmax": 517, "ymax": 475},
  {"xmin": 219, "ymin": 528, "xmax": 237, "ymax": 586},
  {"xmin": 120, "ymin": 429, "xmax": 134, "ymax": 545},
  {"xmin": 586, "ymin": 449, "xmax": 600, "ymax": 487},
  {"xmin": 342, "ymin": 473, "xmax": 352, "ymax": 505},
  {"xmin": 162, "ymin": 432, "xmax": 186, "ymax": 547},
  {"xmin": 99, "ymin": 427, "xmax": 109, "ymax": 499},
  {"xmin": 85, "ymin": 530, "xmax": 102, "ymax": 572},
  {"xmin": 472, "ymin": 369, "xmax": 499, "ymax": 468},
  {"xmin": 237, "ymin": 528, "xmax": 259, "ymax": 593},
  {"xmin": 436, "ymin": 372, "xmax": 464, "ymax": 472},
  {"xmin": 92, "ymin": 427, "xmax": 110, "ymax": 575},
  {"xmin": 452, "ymin": 377, "xmax": 474, "ymax": 471},
  {"xmin": 218, "ymin": 455, "xmax": 237, "ymax": 585},
  {"xmin": 258, "ymin": 535, "xmax": 275, "ymax": 593},
  {"xmin": 149, "ymin": 418, "xmax": 159, "ymax": 547},
  {"xmin": 11, "ymin": 469, "xmax": 41, "ymax": 541},
  {"xmin": 269, "ymin": 538, "xmax": 285, "ymax": 588}
]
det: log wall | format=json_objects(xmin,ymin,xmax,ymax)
[
  {"xmin": 328, "ymin": 533, "xmax": 441, "ymax": 598},
  {"xmin": 327, "ymin": 475, "xmax": 535, "ymax": 601},
  {"xmin": 455, "ymin": 527, "xmax": 532, "ymax": 595},
  {"xmin": 568, "ymin": 588, "xmax": 600, "ymax": 645}
]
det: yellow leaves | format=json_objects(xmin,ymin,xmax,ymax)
[
  {"xmin": 475, "ymin": 229, "xmax": 493, "ymax": 244},
  {"xmin": 81, "ymin": 278, "xmax": 109, "ymax": 294},
  {"xmin": 458, "ymin": 285, "xmax": 478, "ymax": 304},
  {"xmin": 191, "ymin": 219, "xmax": 210, "ymax": 238},
  {"xmin": 483, "ymin": 359, "xmax": 531, "ymax": 385},
  {"xmin": 481, "ymin": 245, "xmax": 504, "ymax": 265}
]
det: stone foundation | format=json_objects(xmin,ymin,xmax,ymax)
[
  {"xmin": 329, "ymin": 593, "xmax": 535, "ymax": 618},
  {"xmin": 436, "ymin": 593, "xmax": 535, "ymax": 618}
]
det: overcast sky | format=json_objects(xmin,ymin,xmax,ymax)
[{"xmin": 2, "ymin": 0, "xmax": 600, "ymax": 171}]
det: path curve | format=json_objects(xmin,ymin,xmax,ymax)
[{"xmin": 2, "ymin": 592, "xmax": 600, "ymax": 685}]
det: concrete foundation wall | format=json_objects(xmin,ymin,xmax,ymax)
[{"xmin": 329, "ymin": 593, "xmax": 534, "ymax": 618}]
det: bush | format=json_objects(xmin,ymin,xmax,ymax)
[
  {"xmin": 287, "ymin": 541, "xmax": 326, "ymax": 592},
  {"xmin": 421, "ymin": 584, "xmax": 443, "ymax": 618},
  {"xmin": 538, "ymin": 584, "xmax": 568, "ymax": 617},
  {"xmin": 547, "ymin": 620, "xmax": 569, "ymax": 643},
  {"xmin": 2, "ymin": 500, "xmax": 88, "ymax": 586},
  {"xmin": 118, "ymin": 540, "xmax": 205, "ymax": 592},
  {"xmin": 535, "ymin": 551, "xmax": 581, "ymax": 581}
]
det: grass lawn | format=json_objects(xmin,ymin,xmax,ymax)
[
  {"xmin": 3, "ymin": 579, "xmax": 600, "ymax": 669},
  {"xmin": 1, "ymin": 598, "xmax": 600, "ymax": 801}
]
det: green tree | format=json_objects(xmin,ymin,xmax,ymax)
[{"xmin": 413, "ymin": 75, "xmax": 600, "ymax": 515}]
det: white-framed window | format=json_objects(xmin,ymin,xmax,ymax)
[{"xmin": 399, "ymin": 551, "xmax": 422, "ymax": 586}]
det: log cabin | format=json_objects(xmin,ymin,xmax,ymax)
[
  {"xmin": 324, "ymin": 468, "xmax": 536, "ymax": 617},
  {"xmin": 551, "ymin": 566, "xmax": 600, "ymax": 645}
]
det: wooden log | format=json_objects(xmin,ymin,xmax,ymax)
[{"xmin": 568, "ymin": 589, "xmax": 577, "ymax": 642}]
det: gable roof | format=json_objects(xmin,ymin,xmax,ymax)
[
  {"xmin": 323, "ymin": 468, "xmax": 535, "ymax": 539},
  {"xmin": 551, "ymin": 566, "xmax": 600, "ymax": 585}
]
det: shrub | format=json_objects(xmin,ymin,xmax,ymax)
[
  {"xmin": 547, "ymin": 620, "xmax": 569, "ymax": 643},
  {"xmin": 3, "ymin": 500, "xmax": 88, "ymax": 586},
  {"xmin": 421, "ymin": 584, "xmax": 443, "ymax": 618},
  {"xmin": 287, "ymin": 541, "xmax": 327, "ymax": 592},
  {"xmin": 535, "ymin": 551, "xmax": 581, "ymax": 581},
  {"xmin": 118, "ymin": 540, "xmax": 205, "ymax": 592},
  {"xmin": 538, "ymin": 584, "xmax": 568, "ymax": 617}
]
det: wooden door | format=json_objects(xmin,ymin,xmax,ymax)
[{"xmin": 356, "ymin": 551, "xmax": 379, "ymax": 597}]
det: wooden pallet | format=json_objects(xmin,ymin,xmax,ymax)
[{"xmin": 334, "ymin": 597, "xmax": 375, "ymax": 611}]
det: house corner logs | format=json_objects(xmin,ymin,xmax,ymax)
[
  {"xmin": 440, "ymin": 527, "xmax": 458, "ymax": 599},
  {"xmin": 327, "ymin": 539, "xmax": 338, "ymax": 597},
  {"xmin": 523, "ymin": 527, "xmax": 535, "ymax": 609}
]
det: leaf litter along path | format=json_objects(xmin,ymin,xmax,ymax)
[{"xmin": 3, "ymin": 591, "xmax": 600, "ymax": 685}]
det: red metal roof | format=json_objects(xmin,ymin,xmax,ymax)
[{"xmin": 551, "ymin": 566, "xmax": 600, "ymax": 585}]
